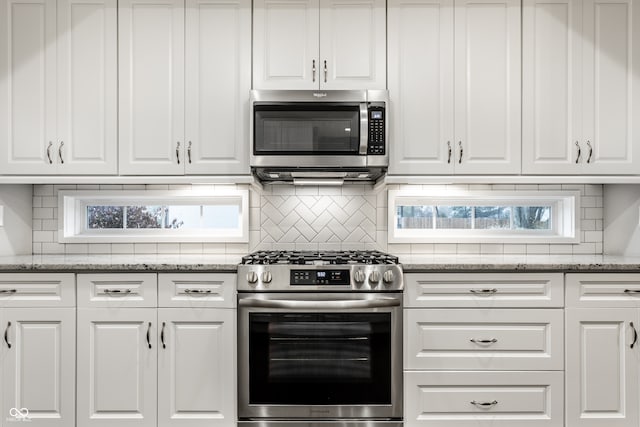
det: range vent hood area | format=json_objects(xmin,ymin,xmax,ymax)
[{"xmin": 253, "ymin": 168, "xmax": 386, "ymax": 185}]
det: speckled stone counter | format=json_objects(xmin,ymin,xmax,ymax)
[
  {"xmin": 398, "ymin": 254, "xmax": 640, "ymax": 272},
  {"xmin": 2, "ymin": 253, "xmax": 640, "ymax": 272},
  {"xmin": 0, "ymin": 254, "xmax": 242, "ymax": 272}
]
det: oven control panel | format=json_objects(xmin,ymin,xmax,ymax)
[{"xmin": 291, "ymin": 270, "xmax": 350, "ymax": 286}]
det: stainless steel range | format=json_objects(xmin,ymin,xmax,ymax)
[{"xmin": 238, "ymin": 250, "xmax": 403, "ymax": 427}]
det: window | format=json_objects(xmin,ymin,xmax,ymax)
[
  {"xmin": 389, "ymin": 190, "xmax": 579, "ymax": 243},
  {"xmin": 59, "ymin": 190, "xmax": 248, "ymax": 243}
]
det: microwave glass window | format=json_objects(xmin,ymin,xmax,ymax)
[{"xmin": 254, "ymin": 105, "xmax": 360, "ymax": 155}]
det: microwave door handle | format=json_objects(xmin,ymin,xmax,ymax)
[
  {"xmin": 359, "ymin": 103, "xmax": 368, "ymax": 155},
  {"xmin": 238, "ymin": 297, "xmax": 400, "ymax": 310}
]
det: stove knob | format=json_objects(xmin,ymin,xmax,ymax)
[
  {"xmin": 383, "ymin": 270, "xmax": 395, "ymax": 284},
  {"xmin": 354, "ymin": 269, "xmax": 366, "ymax": 284},
  {"xmin": 262, "ymin": 271, "xmax": 272, "ymax": 284},
  {"xmin": 369, "ymin": 270, "xmax": 381, "ymax": 284},
  {"xmin": 246, "ymin": 271, "xmax": 259, "ymax": 284}
]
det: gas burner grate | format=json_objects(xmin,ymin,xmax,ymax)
[{"xmin": 241, "ymin": 250, "xmax": 399, "ymax": 265}]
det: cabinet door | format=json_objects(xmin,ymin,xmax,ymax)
[
  {"xmin": 319, "ymin": 0, "xmax": 386, "ymax": 90},
  {"xmin": 522, "ymin": 0, "xmax": 583, "ymax": 174},
  {"xmin": 0, "ymin": 0, "xmax": 57, "ymax": 175},
  {"xmin": 56, "ymin": 0, "xmax": 117, "ymax": 175},
  {"xmin": 118, "ymin": 0, "xmax": 185, "ymax": 175},
  {"xmin": 454, "ymin": 0, "xmax": 521, "ymax": 174},
  {"xmin": 566, "ymin": 308, "xmax": 639, "ymax": 427},
  {"xmin": 77, "ymin": 308, "xmax": 157, "ymax": 427},
  {"xmin": 387, "ymin": 0, "xmax": 455, "ymax": 175},
  {"xmin": 157, "ymin": 309, "xmax": 235, "ymax": 427},
  {"xmin": 2, "ymin": 308, "xmax": 75, "ymax": 427},
  {"xmin": 185, "ymin": 0, "xmax": 250, "ymax": 175},
  {"xmin": 253, "ymin": 0, "xmax": 319, "ymax": 90},
  {"xmin": 581, "ymin": 0, "xmax": 640, "ymax": 174}
]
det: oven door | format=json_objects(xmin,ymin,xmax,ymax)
[{"xmin": 238, "ymin": 293, "xmax": 402, "ymax": 420}]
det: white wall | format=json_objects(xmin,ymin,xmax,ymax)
[
  {"xmin": 603, "ymin": 184, "xmax": 640, "ymax": 255},
  {"xmin": 0, "ymin": 185, "xmax": 32, "ymax": 255}
]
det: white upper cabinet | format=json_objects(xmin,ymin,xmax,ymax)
[
  {"xmin": 253, "ymin": 0, "xmax": 386, "ymax": 90},
  {"xmin": 388, "ymin": 0, "xmax": 455, "ymax": 174},
  {"xmin": 0, "ymin": 0, "xmax": 117, "ymax": 175},
  {"xmin": 388, "ymin": 0, "xmax": 521, "ymax": 175},
  {"xmin": 454, "ymin": 0, "xmax": 521, "ymax": 174},
  {"xmin": 118, "ymin": 0, "xmax": 185, "ymax": 176},
  {"xmin": 184, "ymin": 0, "xmax": 251, "ymax": 175},
  {"xmin": 523, "ymin": 0, "xmax": 640, "ymax": 174},
  {"xmin": 119, "ymin": 0, "xmax": 250, "ymax": 176}
]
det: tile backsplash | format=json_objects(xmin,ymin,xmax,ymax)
[{"xmin": 32, "ymin": 183, "xmax": 603, "ymax": 255}]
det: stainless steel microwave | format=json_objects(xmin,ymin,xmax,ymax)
[{"xmin": 250, "ymin": 90, "xmax": 388, "ymax": 183}]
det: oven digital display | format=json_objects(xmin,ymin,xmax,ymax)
[{"xmin": 290, "ymin": 270, "xmax": 350, "ymax": 285}]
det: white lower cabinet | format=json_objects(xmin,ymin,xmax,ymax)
[
  {"xmin": 157, "ymin": 309, "xmax": 236, "ymax": 427},
  {"xmin": 565, "ymin": 273, "xmax": 640, "ymax": 427},
  {"xmin": 1, "ymin": 308, "xmax": 76, "ymax": 427},
  {"xmin": 405, "ymin": 371, "xmax": 564, "ymax": 427},
  {"xmin": 76, "ymin": 308, "xmax": 158, "ymax": 427},
  {"xmin": 76, "ymin": 273, "xmax": 236, "ymax": 427},
  {"xmin": 404, "ymin": 273, "xmax": 565, "ymax": 427}
]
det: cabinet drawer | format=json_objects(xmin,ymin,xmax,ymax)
[
  {"xmin": 0, "ymin": 273, "xmax": 75, "ymax": 307},
  {"xmin": 158, "ymin": 273, "xmax": 236, "ymax": 308},
  {"xmin": 566, "ymin": 273, "xmax": 640, "ymax": 307},
  {"xmin": 77, "ymin": 273, "xmax": 157, "ymax": 307},
  {"xmin": 405, "ymin": 371, "xmax": 564, "ymax": 427},
  {"xmin": 405, "ymin": 309, "xmax": 563, "ymax": 370},
  {"xmin": 405, "ymin": 273, "xmax": 564, "ymax": 308}
]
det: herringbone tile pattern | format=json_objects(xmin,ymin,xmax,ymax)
[{"xmin": 261, "ymin": 195, "xmax": 376, "ymax": 244}]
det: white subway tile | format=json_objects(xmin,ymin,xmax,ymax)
[
  {"xmin": 526, "ymin": 244, "xmax": 550, "ymax": 255},
  {"xmin": 581, "ymin": 220, "xmax": 596, "ymax": 231},
  {"xmin": 226, "ymin": 243, "xmax": 250, "ymax": 254},
  {"xmin": 65, "ymin": 244, "xmax": 89, "ymax": 254},
  {"xmin": 33, "ymin": 185, "xmax": 54, "ymax": 196},
  {"xmin": 550, "ymin": 244, "xmax": 574, "ymax": 254},
  {"xmin": 202, "ymin": 243, "xmax": 225, "ymax": 254},
  {"xmin": 32, "ymin": 243, "xmax": 41, "ymax": 254},
  {"xmin": 134, "ymin": 243, "xmax": 158, "ymax": 254},
  {"xmin": 573, "ymin": 242, "xmax": 597, "ymax": 254},
  {"xmin": 480, "ymin": 244, "xmax": 504, "ymax": 254},
  {"xmin": 32, "ymin": 220, "xmax": 42, "ymax": 231},
  {"xmin": 585, "ymin": 184, "xmax": 603, "ymax": 196},
  {"xmin": 388, "ymin": 243, "xmax": 411, "ymax": 254},
  {"xmin": 88, "ymin": 244, "xmax": 111, "ymax": 254},
  {"xmin": 32, "ymin": 196, "xmax": 42, "ymax": 208},
  {"xmin": 411, "ymin": 244, "xmax": 434, "ymax": 254},
  {"xmin": 584, "ymin": 231, "xmax": 603, "ymax": 243},
  {"xmin": 42, "ymin": 219, "xmax": 58, "ymax": 231},
  {"xmin": 585, "ymin": 207, "xmax": 604, "ymax": 220},
  {"xmin": 33, "ymin": 208, "xmax": 53, "ymax": 219},
  {"xmin": 33, "ymin": 231, "xmax": 54, "ymax": 243},
  {"xmin": 434, "ymin": 244, "xmax": 457, "ymax": 254},
  {"xmin": 42, "ymin": 243, "xmax": 65, "ymax": 254},
  {"xmin": 180, "ymin": 243, "xmax": 203, "ymax": 254},
  {"xmin": 503, "ymin": 244, "xmax": 526, "ymax": 254},
  {"xmin": 111, "ymin": 243, "xmax": 134, "ymax": 254},
  {"xmin": 457, "ymin": 244, "xmax": 480, "ymax": 254}
]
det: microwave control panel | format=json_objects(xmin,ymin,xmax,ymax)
[{"xmin": 367, "ymin": 105, "xmax": 385, "ymax": 155}]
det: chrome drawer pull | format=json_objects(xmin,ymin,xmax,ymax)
[
  {"xmin": 4, "ymin": 321, "xmax": 11, "ymax": 349},
  {"xmin": 161, "ymin": 322, "xmax": 166, "ymax": 349},
  {"xmin": 471, "ymin": 400, "xmax": 498, "ymax": 408},
  {"xmin": 103, "ymin": 289, "xmax": 132, "ymax": 295},
  {"xmin": 469, "ymin": 288, "xmax": 498, "ymax": 294},
  {"xmin": 146, "ymin": 322, "xmax": 152, "ymax": 349},
  {"xmin": 624, "ymin": 289, "xmax": 640, "ymax": 294},
  {"xmin": 631, "ymin": 322, "xmax": 638, "ymax": 349},
  {"xmin": 0, "ymin": 289, "xmax": 17, "ymax": 294},
  {"xmin": 470, "ymin": 338, "xmax": 498, "ymax": 344},
  {"xmin": 184, "ymin": 289, "xmax": 212, "ymax": 295}
]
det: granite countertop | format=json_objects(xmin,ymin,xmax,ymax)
[
  {"xmin": 398, "ymin": 254, "xmax": 640, "ymax": 272},
  {"xmin": 0, "ymin": 254, "xmax": 243, "ymax": 272},
  {"xmin": 1, "ymin": 254, "xmax": 640, "ymax": 272}
]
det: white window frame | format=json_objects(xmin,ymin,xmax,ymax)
[
  {"xmin": 388, "ymin": 190, "xmax": 580, "ymax": 244},
  {"xmin": 58, "ymin": 190, "xmax": 249, "ymax": 243}
]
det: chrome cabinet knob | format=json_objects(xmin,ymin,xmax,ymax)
[
  {"xmin": 262, "ymin": 271, "xmax": 272, "ymax": 283},
  {"xmin": 354, "ymin": 269, "xmax": 365, "ymax": 284},
  {"xmin": 246, "ymin": 271, "xmax": 258, "ymax": 284},
  {"xmin": 369, "ymin": 271, "xmax": 381, "ymax": 284},
  {"xmin": 383, "ymin": 270, "xmax": 395, "ymax": 284}
]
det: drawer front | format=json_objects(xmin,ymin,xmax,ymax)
[
  {"xmin": 405, "ymin": 273, "xmax": 564, "ymax": 308},
  {"xmin": 158, "ymin": 273, "xmax": 236, "ymax": 308},
  {"xmin": 405, "ymin": 309, "xmax": 563, "ymax": 370},
  {"xmin": 405, "ymin": 371, "xmax": 564, "ymax": 427},
  {"xmin": 77, "ymin": 273, "xmax": 157, "ymax": 308},
  {"xmin": 0, "ymin": 273, "xmax": 75, "ymax": 307},
  {"xmin": 567, "ymin": 273, "xmax": 640, "ymax": 307}
]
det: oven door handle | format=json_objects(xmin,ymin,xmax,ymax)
[{"xmin": 238, "ymin": 297, "xmax": 401, "ymax": 309}]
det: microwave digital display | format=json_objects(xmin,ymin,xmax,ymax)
[{"xmin": 371, "ymin": 110, "xmax": 383, "ymax": 120}]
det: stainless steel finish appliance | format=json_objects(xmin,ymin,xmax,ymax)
[
  {"xmin": 238, "ymin": 250, "xmax": 403, "ymax": 427},
  {"xmin": 250, "ymin": 90, "xmax": 388, "ymax": 183}
]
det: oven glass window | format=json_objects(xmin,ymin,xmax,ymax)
[
  {"xmin": 248, "ymin": 312, "xmax": 391, "ymax": 405},
  {"xmin": 253, "ymin": 104, "xmax": 360, "ymax": 155}
]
